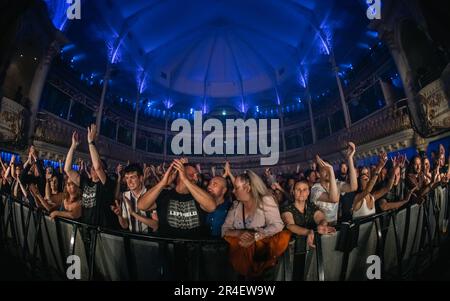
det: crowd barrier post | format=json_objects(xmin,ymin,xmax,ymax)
[
  {"xmin": 30, "ymin": 209, "xmax": 45, "ymax": 267},
  {"xmin": 88, "ymin": 227, "xmax": 98, "ymax": 281},
  {"xmin": 391, "ymin": 212, "xmax": 403, "ymax": 277},
  {"xmin": 314, "ymin": 233, "xmax": 325, "ymax": 281},
  {"xmin": 373, "ymin": 216, "xmax": 385, "ymax": 279},
  {"xmin": 123, "ymin": 234, "xmax": 137, "ymax": 281}
]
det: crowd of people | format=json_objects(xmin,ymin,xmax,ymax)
[{"xmin": 1, "ymin": 123, "xmax": 449, "ymax": 277}]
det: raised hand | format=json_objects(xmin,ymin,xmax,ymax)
[
  {"xmin": 160, "ymin": 163, "xmax": 175, "ymax": 186},
  {"xmin": 432, "ymin": 165, "xmax": 441, "ymax": 184},
  {"xmin": 110, "ymin": 200, "xmax": 122, "ymax": 216},
  {"xmin": 72, "ymin": 131, "xmax": 80, "ymax": 148},
  {"xmin": 173, "ymin": 159, "xmax": 188, "ymax": 182},
  {"xmin": 376, "ymin": 152, "xmax": 388, "ymax": 170},
  {"xmin": 149, "ymin": 164, "xmax": 157, "ymax": 176},
  {"xmin": 156, "ymin": 164, "xmax": 163, "ymax": 175},
  {"xmin": 346, "ymin": 142, "xmax": 356, "ymax": 159},
  {"xmin": 316, "ymin": 155, "xmax": 333, "ymax": 172},
  {"xmin": 143, "ymin": 166, "xmax": 151, "ymax": 180},
  {"xmin": 223, "ymin": 161, "xmax": 231, "ymax": 177},
  {"xmin": 87, "ymin": 124, "xmax": 97, "ymax": 144},
  {"xmin": 116, "ymin": 164, "xmax": 123, "ymax": 179},
  {"xmin": 439, "ymin": 144, "xmax": 445, "ymax": 156}
]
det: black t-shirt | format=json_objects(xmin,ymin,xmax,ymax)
[
  {"xmin": 79, "ymin": 174, "xmax": 118, "ymax": 229},
  {"xmin": 155, "ymin": 188, "xmax": 208, "ymax": 239}
]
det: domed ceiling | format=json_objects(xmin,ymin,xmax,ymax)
[{"xmin": 44, "ymin": 0, "xmax": 374, "ymax": 116}]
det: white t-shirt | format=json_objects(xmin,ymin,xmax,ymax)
[{"xmin": 310, "ymin": 180, "xmax": 346, "ymax": 223}]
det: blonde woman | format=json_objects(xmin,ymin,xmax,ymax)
[{"xmin": 222, "ymin": 171, "xmax": 289, "ymax": 278}]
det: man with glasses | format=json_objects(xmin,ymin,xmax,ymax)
[{"xmin": 138, "ymin": 159, "xmax": 216, "ymax": 239}]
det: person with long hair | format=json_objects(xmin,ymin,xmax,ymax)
[
  {"xmin": 353, "ymin": 152, "xmax": 397, "ymax": 219},
  {"xmin": 30, "ymin": 179, "xmax": 81, "ymax": 220},
  {"xmin": 377, "ymin": 155, "xmax": 417, "ymax": 212},
  {"xmin": 310, "ymin": 142, "xmax": 358, "ymax": 224},
  {"xmin": 406, "ymin": 155, "xmax": 440, "ymax": 204},
  {"xmin": 49, "ymin": 180, "xmax": 82, "ymax": 220},
  {"xmin": 222, "ymin": 171, "xmax": 284, "ymax": 241},
  {"xmin": 221, "ymin": 171, "xmax": 288, "ymax": 278}
]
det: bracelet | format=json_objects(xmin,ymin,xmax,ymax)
[{"xmin": 89, "ymin": 141, "xmax": 95, "ymax": 146}]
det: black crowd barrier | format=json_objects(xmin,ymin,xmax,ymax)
[{"xmin": 0, "ymin": 185, "xmax": 448, "ymax": 281}]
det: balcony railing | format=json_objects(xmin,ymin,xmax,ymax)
[{"xmin": 32, "ymin": 100, "xmax": 411, "ymax": 168}]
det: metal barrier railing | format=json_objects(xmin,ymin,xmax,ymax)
[{"xmin": 0, "ymin": 185, "xmax": 448, "ymax": 281}]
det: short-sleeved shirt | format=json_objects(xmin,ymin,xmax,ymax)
[
  {"xmin": 310, "ymin": 180, "xmax": 346, "ymax": 223},
  {"xmin": 79, "ymin": 174, "xmax": 118, "ymax": 229},
  {"xmin": 155, "ymin": 188, "xmax": 208, "ymax": 239},
  {"xmin": 206, "ymin": 199, "xmax": 232, "ymax": 237}
]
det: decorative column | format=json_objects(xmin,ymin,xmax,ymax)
[
  {"xmin": 370, "ymin": 0, "xmax": 425, "ymax": 134},
  {"xmin": 330, "ymin": 51, "xmax": 351, "ymax": 129},
  {"xmin": 378, "ymin": 29, "xmax": 422, "ymax": 131},
  {"xmin": 275, "ymin": 87, "xmax": 287, "ymax": 156},
  {"xmin": 132, "ymin": 88, "xmax": 141, "ymax": 150},
  {"xmin": 95, "ymin": 64, "xmax": 112, "ymax": 134},
  {"xmin": 327, "ymin": 115, "xmax": 333, "ymax": 136},
  {"xmin": 306, "ymin": 90, "xmax": 317, "ymax": 144},
  {"xmin": 27, "ymin": 40, "xmax": 61, "ymax": 142},
  {"xmin": 379, "ymin": 78, "xmax": 395, "ymax": 107}
]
